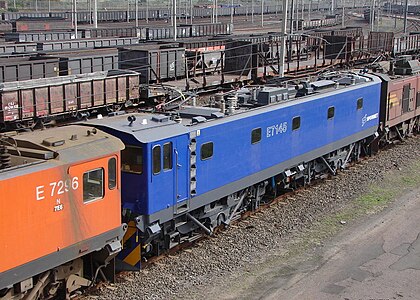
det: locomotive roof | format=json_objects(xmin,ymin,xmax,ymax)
[
  {"xmin": 86, "ymin": 72, "xmax": 381, "ymax": 144},
  {"xmin": 0, "ymin": 125, "xmax": 124, "ymax": 177},
  {"xmin": 86, "ymin": 113, "xmax": 190, "ymax": 143}
]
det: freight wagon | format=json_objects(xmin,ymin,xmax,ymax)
[
  {"xmin": 368, "ymin": 31, "xmax": 394, "ymax": 54},
  {"xmin": 0, "ymin": 20, "xmax": 12, "ymax": 32},
  {"xmin": 0, "ymin": 69, "xmax": 140, "ymax": 129},
  {"xmin": 159, "ymin": 37, "xmax": 229, "ymax": 50},
  {"xmin": 46, "ymin": 48, "xmax": 119, "ymax": 76},
  {"xmin": 4, "ymin": 31, "xmax": 83, "ymax": 42},
  {"xmin": 0, "ymin": 1, "xmax": 370, "ymax": 22},
  {"xmin": 0, "ymin": 56, "xmax": 59, "ymax": 82},
  {"xmin": 2, "ymin": 22, "xmax": 232, "ymax": 42},
  {"xmin": 119, "ymin": 45, "xmax": 185, "ymax": 83},
  {"xmin": 393, "ymin": 34, "xmax": 420, "ymax": 54},
  {"xmin": 85, "ymin": 27, "xmax": 145, "ymax": 39},
  {"xmin": 0, "ymin": 48, "xmax": 118, "ymax": 82},
  {"xmin": 2, "ymin": 12, "xmax": 49, "ymax": 21},
  {"xmin": 0, "ymin": 42, "xmax": 37, "ymax": 54},
  {"xmin": 324, "ymin": 35, "xmax": 353, "ymax": 60},
  {"xmin": 36, "ymin": 37, "xmax": 140, "ymax": 51},
  {"xmin": 191, "ymin": 23, "xmax": 233, "ymax": 37},
  {"xmin": 12, "ymin": 17, "xmax": 72, "ymax": 32}
]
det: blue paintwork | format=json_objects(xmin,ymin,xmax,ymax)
[
  {"xmin": 193, "ymin": 82, "xmax": 381, "ymax": 197},
  {"xmin": 147, "ymin": 134, "xmax": 190, "ymax": 214},
  {"xmin": 88, "ymin": 126, "xmax": 190, "ymax": 216},
  {"xmin": 97, "ymin": 77, "xmax": 381, "ymax": 218}
]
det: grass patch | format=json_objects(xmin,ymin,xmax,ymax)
[
  {"xmin": 358, "ymin": 162, "xmax": 420, "ymax": 211},
  {"xmin": 357, "ymin": 187, "xmax": 395, "ymax": 210},
  {"xmin": 285, "ymin": 152, "xmax": 420, "ymax": 259}
]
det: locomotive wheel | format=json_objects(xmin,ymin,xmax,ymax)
[
  {"xmin": 216, "ymin": 213, "xmax": 226, "ymax": 227},
  {"xmin": 337, "ymin": 159, "xmax": 343, "ymax": 171}
]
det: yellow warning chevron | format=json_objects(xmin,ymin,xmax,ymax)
[
  {"xmin": 123, "ymin": 244, "xmax": 141, "ymax": 267},
  {"xmin": 123, "ymin": 220, "xmax": 137, "ymax": 244}
]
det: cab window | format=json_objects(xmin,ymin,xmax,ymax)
[
  {"xmin": 121, "ymin": 146, "xmax": 143, "ymax": 174},
  {"xmin": 108, "ymin": 157, "xmax": 117, "ymax": 189},
  {"xmin": 357, "ymin": 98, "xmax": 363, "ymax": 110},
  {"xmin": 292, "ymin": 116, "xmax": 301, "ymax": 130},
  {"xmin": 83, "ymin": 168, "xmax": 104, "ymax": 203},
  {"xmin": 163, "ymin": 142, "xmax": 173, "ymax": 170},
  {"xmin": 201, "ymin": 142, "xmax": 213, "ymax": 160},
  {"xmin": 251, "ymin": 128, "xmax": 262, "ymax": 144},
  {"xmin": 327, "ymin": 106, "xmax": 335, "ymax": 119},
  {"xmin": 153, "ymin": 145, "xmax": 161, "ymax": 175}
]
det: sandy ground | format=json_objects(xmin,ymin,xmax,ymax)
[
  {"xmin": 208, "ymin": 168, "xmax": 420, "ymax": 300},
  {"xmin": 226, "ymin": 188, "xmax": 420, "ymax": 300}
]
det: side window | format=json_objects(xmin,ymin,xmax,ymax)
[
  {"xmin": 163, "ymin": 142, "xmax": 172, "ymax": 170},
  {"xmin": 417, "ymin": 92, "xmax": 420, "ymax": 108},
  {"xmin": 292, "ymin": 116, "xmax": 301, "ymax": 130},
  {"xmin": 83, "ymin": 168, "xmax": 104, "ymax": 203},
  {"xmin": 121, "ymin": 146, "xmax": 143, "ymax": 174},
  {"xmin": 201, "ymin": 142, "xmax": 213, "ymax": 160},
  {"xmin": 327, "ymin": 106, "xmax": 335, "ymax": 119},
  {"xmin": 108, "ymin": 157, "xmax": 117, "ymax": 189},
  {"xmin": 153, "ymin": 145, "xmax": 161, "ymax": 175},
  {"xmin": 357, "ymin": 98, "xmax": 363, "ymax": 110},
  {"xmin": 251, "ymin": 128, "xmax": 262, "ymax": 144}
]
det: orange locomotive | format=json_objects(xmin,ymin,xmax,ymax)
[
  {"xmin": 0, "ymin": 125, "xmax": 126, "ymax": 299},
  {"xmin": 377, "ymin": 57, "xmax": 420, "ymax": 141}
]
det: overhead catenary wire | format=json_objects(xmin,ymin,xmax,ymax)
[
  {"xmin": 0, "ymin": 17, "xmax": 406, "ymax": 80},
  {"xmin": 0, "ymin": 40, "xmax": 399, "ymax": 116},
  {"xmin": 0, "ymin": 34, "xmax": 366, "ymax": 84},
  {"xmin": 0, "ymin": 30, "xmax": 410, "ymax": 86},
  {"xmin": 0, "ymin": 3, "xmax": 392, "ymax": 116},
  {"xmin": 0, "ymin": 28, "xmax": 406, "ymax": 115}
]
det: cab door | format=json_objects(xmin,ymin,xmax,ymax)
[
  {"xmin": 173, "ymin": 135, "xmax": 189, "ymax": 205},
  {"xmin": 150, "ymin": 135, "xmax": 189, "ymax": 215},
  {"xmin": 67, "ymin": 155, "xmax": 121, "ymax": 241}
]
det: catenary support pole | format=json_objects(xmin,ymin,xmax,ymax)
[
  {"xmin": 190, "ymin": 0, "xmax": 193, "ymax": 24},
  {"xmin": 127, "ymin": 0, "xmax": 130, "ymax": 23},
  {"xmin": 73, "ymin": 0, "xmax": 78, "ymax": 38},
  {"xmin": 279, "ymin": 0, "xmax": 288, "ymax": 77},
  {"xmin": 403, "ymin": 0, "xmax": 408, "ymax": 34},
  {"xmin": 261, "ymin": 0, "xmax": 264, "ymax": 27},
  {"xmin": 215, "ymin": 0, "xmax": 218, "ymax": 23},
  {"xmin": 231, "ymin": 0, "xmax": 234, "ymax": 24},
  {"xmin": 146, "ymin": 0, "xmax": 149, "ymax": 23},
  {"xmin": 173, "ymin": 0, "xmax": 177, "ymax": 41},
  {"xmin": 94, "ymin": 0, "xmax": 98, "ymax": 28},
  {"xmin": 135, "ymin": 0, "xmax": 138, "ymax": 27},
  {"xmin": 251, "ymin": 0, "xmax": 254, "ymax": 23}
]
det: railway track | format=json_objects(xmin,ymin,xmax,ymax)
[
  {"xmin": 392, "ymin": 15, "xmax": 420, "ymax": 34},
  {"xmin": 80, "ymin": 150, "xmax": 372, "ymax": 299},
  {"xmin": 83, "ymin": 136, "xmax": 420, "ymax": 300}
]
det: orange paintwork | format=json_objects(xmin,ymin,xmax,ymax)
[{"xmin": 0, "ymin": 154, "xmax": 121, "ymax": 274}]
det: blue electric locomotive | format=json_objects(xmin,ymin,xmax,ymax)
[{"xmin": 86, "ymin": 71, "xmax": 382, "ymax": 268}]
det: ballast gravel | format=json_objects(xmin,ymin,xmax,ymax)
[{"xmin": 86, "ymin": 137, "xmax": 420, "ymax": 300}]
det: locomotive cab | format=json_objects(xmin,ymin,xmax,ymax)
[
  {"xmin": 0, "ymin": 125, "xmax": 126, "ymax": 299},
  {"xmin": 85, "ymin": 114, "xmax": 191, "ymax": 268}
]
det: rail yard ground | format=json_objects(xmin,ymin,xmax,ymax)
[{"xmin": 83, "ymin": 136, "xmax": 420, "ymax": 300}]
